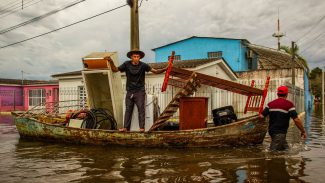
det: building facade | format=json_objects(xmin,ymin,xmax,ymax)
[
  {"xmin": 0, "ymin": 79, "xmax": 58, "ymax": 112},
  {"xmin": 152, "ymin": 36, "xmax": 257, "ymax": 72}
]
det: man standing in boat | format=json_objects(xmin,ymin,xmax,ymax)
[
  {"xmin": 104, "ymin": 49, "xmax": 167, "ymax": 132},
  {"xmin": 259, "ymin": 85, "xmax": 307, "ymax": 151}
]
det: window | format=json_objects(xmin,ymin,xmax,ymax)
[
  {"xmin": 28, "ymin": 89, "xmax": 46, "ymax": 106},
  {"xmin": 248, "ymin": 59, "xmax": 253, "ymax": 70},
  {"xmin": 168, "ymin": 55, "xmax": 181, "ymax": 61},
  {"xmin": 78, "ymin": 86, "xmax": 87, "ymax": 107},
  {"xmin": 208, "ymin": 51, "xmax": 222, "ymax": 59}
]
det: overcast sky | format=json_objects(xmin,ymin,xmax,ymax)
[{"xmin": 0, "ymin": 0, "xmax": 324, "ymax": 80}]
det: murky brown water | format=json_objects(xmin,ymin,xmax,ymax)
[{"xmin": 0, "ymin": 107, "xmax": 324, "ymax": 183}]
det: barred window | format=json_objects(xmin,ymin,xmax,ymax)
[
  {"xmin": 78, "ymin": 86, "xmax": 87, "ymax": 107},
  {"xmin": 28, "ymin": 89, "xmax": 45, "ymax": 106},
  {"xmin": 208, "ymin": 51, "xmax": 222, "ymax": 59},
  {"xmin": 168, "ymin": 55, "xmax": 181, "ymax": 61}
]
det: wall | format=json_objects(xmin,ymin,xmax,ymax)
[
  {"xmin": 235, "ymin": 68, "xmax": 306, "ymax": 113},
  {"xmin": 23, "ymin": 85, "xmax": 59, "ymax": 110},
  {"xmin": 304, "ymin": 71, "xmax": 312, "ymax": 111},
  {"xmin": 154, "ymin": 37, "xmax": 250, "ymax": 71},
  {"xmin": 0, "ymin": 85, "xmax": 23, "ymax": 111},
  {"xmin": 58, "ymin": 78, "xmax": 83, "ymax": 101},
  {"xmin": 236, "ymin": 68, "xmax": 305, "ymax": 89}
]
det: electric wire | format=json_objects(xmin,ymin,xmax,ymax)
[
  {"xmin": 0, "ymin": 0, "xmax": 17, "ymax": 7},
  {"xmin": 0, "ymin": 0, "xmax": 25, "ymax": 14},
  {"xmin": 138, "ymin": 0, "xmax": 145, "ymax": 8},
  {"xmin": 0, "ymin": 0, "xmax": 43, "ymax": 19},
  {"xmin": 296, "ymin": 14, "xmax": 325, "ymax": 43},
  {"xmin": 0, "ymin": 0, "xmax": 38, "ymax": 15},
  {"xmin": 0, "ymin": 0, "xmax": 85, "ymax": 35},
  {"xmin": 0, "ymin": 0, "xmax": 21, "ymax": 11},
  {"xmin": 300, "ymin": 32, "xmax": 325, "ymax": 54},
  {"xmin": 0, "ymin": 3, "xmax": 128, "ymax": 49}
]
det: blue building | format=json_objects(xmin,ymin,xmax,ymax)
[
  {"xmin": 152, "ymin": 36, "xmax": 312, "ymax": 112},
  {"xmin": 152, "ymin": 36, "xmax": 257, "ymax": 72}
]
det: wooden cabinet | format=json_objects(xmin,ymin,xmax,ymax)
[{"xmin": 179, "ymin": 97, "xmax": 208, "ymax": 130}]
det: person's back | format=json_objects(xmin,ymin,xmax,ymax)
[
  {"xmin": 260, "ymin": 86, "xmax": 306, "ymax": 151},
  {"xmin": 266, "ymin": 98, "xmax": 296, "ymax": 135}
]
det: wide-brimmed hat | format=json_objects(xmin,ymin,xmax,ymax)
[{"xmin": 127, "ymin": 49, "xmax": 145, "ymax": 59}]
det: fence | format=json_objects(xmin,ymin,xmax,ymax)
[
  {"xmin": 0, "ymin": 90, "xmax": 24, "ymax": 111},
  {"xmin": 58, "ymin": 78, "xmax": 305, "ymax": 118}
]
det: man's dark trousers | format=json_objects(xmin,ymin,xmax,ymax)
[{"xmin": 124, "ymin": 90, "xmax": 146, "ymax": 130}]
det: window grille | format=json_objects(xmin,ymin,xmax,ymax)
[
  {"xmin": 168, "ymin": 55, "xmax": 181, "ymax": 61},
  {"xmin": 28, "ymin": 89, "xmax": 45, "ymax": 106},
  {"xmin": 208, "ymin": 51, "xmax": 222, "ymax": 59}
]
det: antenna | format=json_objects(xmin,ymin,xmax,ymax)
[{"xmin": 272, "ymin": 8, "xmax": 285, "ymax": 50}]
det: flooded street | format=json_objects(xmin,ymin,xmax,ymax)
[{"xmin": 0, "ymin": 108, "xmax": 324, "ymax": 183}]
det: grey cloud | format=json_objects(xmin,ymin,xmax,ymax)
[{"xmin": 0, "ymin": 0, "xmax": 325, "ymax": 80}]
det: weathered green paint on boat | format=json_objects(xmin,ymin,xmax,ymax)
[{"xmin": 14, "ymin": 116, "xmax": 268, "ymax": 147}]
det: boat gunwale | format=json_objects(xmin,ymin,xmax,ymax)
[{"xmin": 15, "ymin": 114, "xmax": 263, "ymax": 134}]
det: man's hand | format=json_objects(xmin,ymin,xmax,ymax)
[
  {"xmin": 164, "ymin": 66, "xmax": 168, "ymax": 72},
  {"xmin": 104, "ymin": 56, "xmax": 112, "ymax": 62},
  {"xmin": 301, "ymin": 131, "xmax": 307, "ymax": 139},
  {"xmin": 104, "ymin": 56, "xmax": 119, "ymax": 72}
]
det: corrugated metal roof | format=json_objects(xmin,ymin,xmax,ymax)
[{"xmin": 247, "ymin": 44, "xmax": 305, "ymax": 69}]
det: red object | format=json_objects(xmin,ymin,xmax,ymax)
[
  {"xmin": 244, "ymin": 77, "xmax": 270, "ymax": 114},
  {"xmin": 179, "ymin": 97, "xmax": 208, "ymax": 130},
  {"xmin": 161, "ymin": 51, "xmax": 175, "ymax": 92},
  {"xmin": 277, "ymin": 85, "xmax": 288, "ymax": 95},
  {"xmin": 83, "ymin": 59, "xmax": 108, "ymax": 69}
]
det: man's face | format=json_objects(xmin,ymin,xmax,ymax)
[{"xmin": 131, "ymin": 54, "xmax": 141, "ymax": 63}]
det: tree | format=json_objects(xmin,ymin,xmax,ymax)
[
  {"xmin": 280, "ymin": 45, "xmax": 309, "ymax": 72},
  {"xmin": 309, "ymin": 67, "xmax": 322, "ymax": 99}
]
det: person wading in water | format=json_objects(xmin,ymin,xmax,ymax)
[{"xmin": 260, "ymin": 85, "xmax": 307, "ymax": 150}]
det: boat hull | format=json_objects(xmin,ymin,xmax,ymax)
[{"xmin": 15, "ymin": 116, "xmax": 268, "ymax": 148}]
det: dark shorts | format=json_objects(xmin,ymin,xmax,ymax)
[{"xmin": 270, "ymin": 133, "xmax": 289, "ymax": 151}]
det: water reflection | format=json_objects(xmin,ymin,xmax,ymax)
[
  {"xmin": 8, "ymin": 141, "xmax": 308, "ymax": 182},
  {"xmin": 1, "ymin": 111, "xmax": 324, "ymax": 182}
]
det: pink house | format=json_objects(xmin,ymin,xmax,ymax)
[{"xmin": 0, "ymin": 78, "xmax": 58, "ymax": 112}]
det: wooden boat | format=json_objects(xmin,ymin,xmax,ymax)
[
  {"xmin": 15, "ymin": 115, "xmax": 267, "ymax": 148},
  {"xmin": 14, "ymin": 53, "xmax": 271, "ymax": 148}
]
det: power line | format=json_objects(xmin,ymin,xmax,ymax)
[
  {"xmin": 0, "ymin": 0, "xmax": 21, "ymax": 10},
  {"xmin": 300, "ymin": 32, "xmax": 325, "ymax": 54},
  {"xmin": 0, "ymin": 0, "xmax": 35, "ymax": 15},
  {"xmin": 296, "ymin": 14, "xmax": 325, "ymax": 43},
  {"xmin": 0, "ymin": 0, "xmax": 43, "ymax": 19},
  {"xmin": 0, "ymin": 3, "xmax": 128, "ymax": 49},
  {"xmin": 0, "ymin": 0, "xmax": 23, "ymax": 14},
  {"xmin": 0, "ymin": 0, "xmax": 17, "ymax": 6},
  {"xmin": 0, "ymin": 0, "xmax": 85, "ymax": 35}
]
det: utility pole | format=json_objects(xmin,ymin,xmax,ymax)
[
  {"xmin": 21, "ymin": 70, "xmax": 24, "ymax": 85},
  {"xmin": 291, "ymin": 41, "xmax": 296, "ymax": 86},
  {"xmin": 322, "ymin": 66, "xmax": 325, "ymax": 116},
  {"xmin": 128, "ymin": 0, "xmax": 140, "ymax": 50},
  {"xmin": 291, "ymin": 41, "xmax": 296, "ymax": 103},
  {"xmin": 272, "ymin": 9, "xmax": 285, "ymax": 50}
]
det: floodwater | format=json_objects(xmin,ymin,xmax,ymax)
[{"xmin": 0, "ymin": 107, "xmax": 324, "ymax": 183}]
